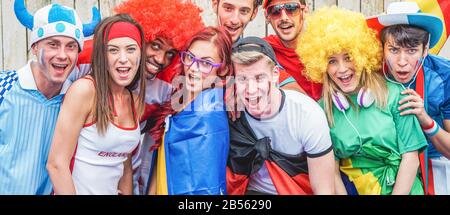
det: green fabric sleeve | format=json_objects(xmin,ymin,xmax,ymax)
[{"xmin": 388, "ymin": 83, "xmax": 428, "ymax": 154}]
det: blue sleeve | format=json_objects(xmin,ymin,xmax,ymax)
[
  {"xmin": 433, "ymin": 56, "xmax": 450, "ymax": 119},
  {"xmin": 443, "ymin": 76, "xmax": 450, "ymax": 119}
]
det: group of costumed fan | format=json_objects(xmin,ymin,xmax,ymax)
[
  {"xmin": 8, "ymin": 0, "xmax": 449, "ymax": 195},
  {"xmin": 75, "ymin": 0, "xmax": 227, "ymax": 195},
  {"xmin": 77, "ymin": 0, "xmax": 450, "ymax": 195}
]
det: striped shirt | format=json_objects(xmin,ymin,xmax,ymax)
[{"xmin": 0, "ymin": 61, "xmax": 71, "ymax": 194}]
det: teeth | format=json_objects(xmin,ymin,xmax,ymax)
[
  {"xmin": 117, "ymin": 68, "xmax": 130, "ymax": 74},
  {"xmin": 146, "ymin": 62, "xmax": 159, "ymax": 72},
  {"xmin": 279, "ymin": 23, "xmax": 293, "ymax": 29},
  {"xmin": 227, "ymin": 26, "xmax": 240, "ymax": 32},
  {"xmin": 53, "ymin": 63, "xmax": 67, "ymax": 68}
]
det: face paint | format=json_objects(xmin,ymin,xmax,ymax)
[
  {"xmin": 38, "ymin": 48, "xmax": 46, "ymax": 66},
  {"xmin": 413, "ymin": 57, "xmax": 423, "ymax": 72},
  {"xmin": 383, "ymin": 56, "xmax": 426, "ymax": 90}
]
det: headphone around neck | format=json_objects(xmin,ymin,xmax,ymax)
[
  {"xmin": 332, "ymin": 88, "xmax": 375, "ymax": 111},
  {"xmin": 331, "ymin": 88, "xmax": 375, "ymax": 155}
]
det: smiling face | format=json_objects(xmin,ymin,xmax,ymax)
[
  {"xmin": 107, "ymin": 37, "xmax": 141, "ymax": 87},
  {"xmin": 383, "ymin": 36, "xmax": 425, "ymax": 84},
  {"xmin": 327, "ymin": 52, "xmax": 360, "ymax": 94},
  {"xmin": 213, "ymin": 0, "xmax": 257, "ymax": 43},
  {"xmin": 31, "ymin": 36, "xmax": 79, "ymax": 86},
  {"xmin": 144, "ymin": 37, "xmax": 177, "ymax": 80},
  {"xmin": 234, "ymin": 57, "xmax": 279, "ymax": 118},
  {"xmin": 266, "ymin": 0, "xmax": 305, "ymax": 47},
  {"xmin": 183, "ymin": 40, "xmax": 221, "ymax": 94}
]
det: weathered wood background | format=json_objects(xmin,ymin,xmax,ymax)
[{"xmin": 1, "ymin": 0, "xmax": 449, "ymax": 70}]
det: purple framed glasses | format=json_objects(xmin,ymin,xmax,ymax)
[{"xmin": 180, "ymin": 51, "xmax": 222, "ymax": 74}]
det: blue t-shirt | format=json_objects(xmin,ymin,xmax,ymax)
[
  {"xmin": 0, "ymin": 62, "xmax": 70, "ymax": 194},
  {"xmin": 406, "ymin": 55, "xmax": 450, "ymax": 158}
]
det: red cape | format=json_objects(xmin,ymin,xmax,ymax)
[{"xmin": 264, "ymin": 35, "xmax": 322, "ymax": 101}]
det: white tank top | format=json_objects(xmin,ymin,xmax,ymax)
[{"xmin": 71, "ymin": 84, "xmax": 140, "ymax": 195}]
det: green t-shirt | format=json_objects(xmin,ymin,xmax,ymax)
[{"xmin": 321, "ymin": 82, "xmax": 427, "ymax": 195}]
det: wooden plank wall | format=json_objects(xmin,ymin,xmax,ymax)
[{"xmin": 1, "ymin": 0, "xmax": 448, "ymax": 71}]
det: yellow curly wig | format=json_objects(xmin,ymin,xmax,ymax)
[{"xmin": 296, "ymin": 6, "xmax": 382, "ymax": 84}]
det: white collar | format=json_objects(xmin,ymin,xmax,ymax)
[{"xmin": 17, "ymin": 60, "xmax": 72, "ymax": 95}]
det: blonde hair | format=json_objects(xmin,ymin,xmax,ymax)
[
  {"xmin": 322, "ymin": 71, "xmax": 388, "ymax": 126},
  {"xmin": 231, "ymin": 46, "xmax": 275, "ymax": 69},
  {"xmin": 296, "ymin": 6, "xmax": 387, "ymax": 126}
]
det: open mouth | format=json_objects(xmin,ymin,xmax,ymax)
[
  {"xmin": 395, "ymin": 71, "xmax": 411, "ymax": 81},
  {"xmin": 146, "ymin": 59, "xmax": 161, "ymax": 79},
  {"xmin": 188, "ymin": 73, "xmax": 201, "ymax": 83},
  {"xmin": 116, "ymin": 67, "xmax": 131, "ymax": 78},
  {"xmin": 245, "ymin": 96, "xmax": 262, "ymax": 108},
  {"xmin": 51, "ymin": 63, "xmax": 68, "ymax": 73},
  {"xmin": 224, "ymin": 25, "xmax": 241, "ymax": 35},
  {"xmin": 338, "ymin": 74, "xmax": 353, "ymax": 85},
  {"xmin": 278, "ymin": 23, "xmax": 294, "ymax": 32}
]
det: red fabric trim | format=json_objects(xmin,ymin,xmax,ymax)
[
  {"xmin": 226, "ymin": 167, "xmax": 249, "ymax": 195},
  {"xmin": 110, "ymin": 120, "xmax": 138, "ymax": 131},
  {"xmin": 263, "ymin": 35, "xmax": 322, "ymax": 101},
  {"xmin": 265, "ymin": 161, "xmax": 312, "ymax": 195},
  {"xmin": 69, "ymin": 144, "xmax": 79, "ymax": 173},
  {"xmin": 366, "ymin": 18, "xmax": 384, "ymax": 40},
  {"xmin": 80, "ymin": 76, "xmax": 138, "ymax": 130},
  {"xmin": 278, "ymin": 70, "xmax": 292, "ymax": 84},
  {"xmin": 420, "ymin": 154, "xmax": 436, "ymax": 195},
  {"xmin": 106, "ymin": 22, "xmax": 142, "ymax": 48},
  {"xmin": 416, "ymin": 67, "xmax": 436, "ymax": 194},
  {"xmin": 419, "ymin": 152, "xmax": 427, "ymax": 193},
  {"xmin": 77, "ymin": 39, "xmax": 93, "ymax": 65},
  {"xmin": 83, "ymin": 121, "xmax": 96, "ymax": 128},
  {"xmin": 428, "ymin": 159, "xmax": 436, "ymax": 195},
  {"xmin": 438, "ymin": 0, "xmax": 450, "ymax": 37},
  {"xmin": 141, "ymin": 103, "xmax": 160, "ymax": 123},
  {"xmin": 156, "ymin": 55, "xmax": 180, "ymax": 83}
]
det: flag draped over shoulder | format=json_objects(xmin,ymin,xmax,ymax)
[
  {"xmin": 227, "ymin": 113, "xmax": 312, "ymax": 195},
  {"xmin": 155, "ymin": 88, "xmax": 229, "ymax": 195}
]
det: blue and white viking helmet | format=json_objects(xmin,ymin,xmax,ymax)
[{"xmin": 14, "ymin": 0, "xmax": 101, "ymax": 51}]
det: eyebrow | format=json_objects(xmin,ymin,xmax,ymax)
[
  {"xmin": 200, "ymin": 57, "xmax": 215, "ymax": 61},
  {"xmin": 46, "ymin": 39, "xmax": 60, "ymax": 44},
  {"xmin": 153, "ymin": 38, "xmax": 164, "ymax": 45},
  {"xmin": 187, "ymin": 51, "xmax": 216, "ymax": 62},
  {"xmin": 222, "ymin": 3, "xmax": 235, "ymax": 8},
  {"xmin": 67, "ymin": 41, "xmax": 77, "ymax": 46},
  {"xmin": 107, "ymin": 44, "xmax": 138, "ymax": 48},
  {"xmin": 387, "ymin": 44, "xmax": 399, "ymax": 48}
]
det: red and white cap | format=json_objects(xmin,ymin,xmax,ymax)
[{"xmin": 366, "ymin": 1, "xmax": 446, "ymax": 53}]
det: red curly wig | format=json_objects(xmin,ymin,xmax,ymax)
[{"xmin": 115, "ymin": 0, "xmax": 205, "ymax": 50}]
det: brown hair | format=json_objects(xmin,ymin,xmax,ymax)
[
  {"xmin": 90, "ymin": 13, "xmax": 146, "ymax": 135},
  {"xmin": 147, "ymin": 26, "xmax": 234, "ymax": 145},
  {"xmin": 381, "ymin": 24, "xmax": 430, "ymax": 50}
]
